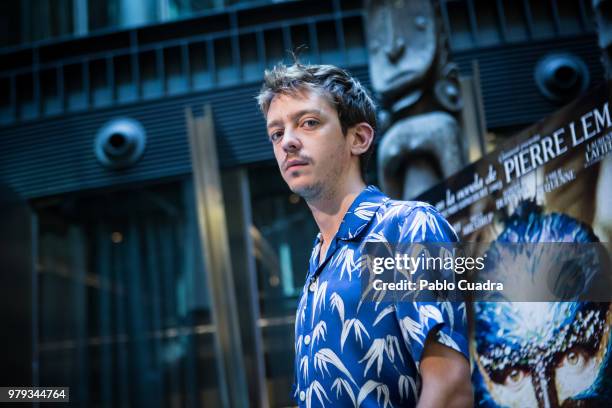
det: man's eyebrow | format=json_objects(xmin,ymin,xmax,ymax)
[{"xmin": 266, "ymin": 109, "xmax": 323, "ymax": 130}]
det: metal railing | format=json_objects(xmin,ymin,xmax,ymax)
[
  {"xmin": 0, "ymin": 0, "xmax": 596, "ymax": 127},
  {"xmin": 0, "ymin": 0, "xmax": 366, "ymax": 126}
]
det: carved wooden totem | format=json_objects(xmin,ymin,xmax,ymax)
[{"xmin": 365, "ymin": 0, "xmax": 467, "ymax": 199}]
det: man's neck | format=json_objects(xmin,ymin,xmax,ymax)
[{"xmin": 306, "ymin": 177, "xmax": 366, "ymax": 247}]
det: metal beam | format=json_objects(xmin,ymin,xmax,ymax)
[
  {"xmin": 185, "ymin": 105, "xmax": 249, "ymax": 408},
  {"xmin": 221, "ymin": 168, "xmax": 270, "ymax": 408}
]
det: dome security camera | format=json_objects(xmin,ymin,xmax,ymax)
[
  {"xmin": 94, "ymin": 118, "xmax": 147, "ymax": 169},
  {"xmin": 535, "ymin": 53, "xmax": 590, "ymax": 104}
]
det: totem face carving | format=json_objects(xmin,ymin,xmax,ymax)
[
  {"xmin": 366, "ymin": 0, "xmax": 466, "ymax": 199},
  {"xmin": 365, "ymin": 0, "xmax": 437, "ymax": 104},
  {"xmin": 377, "ymin": 112, "xmax": 463, "ymax": 198}
]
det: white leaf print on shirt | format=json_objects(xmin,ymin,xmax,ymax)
[
  {"xmin": 330, "ymin": 292, "xmax": 345, "ymax": 323},
  {"xmin": 311, "ymin": 280, "xmax": 328, "ymax": 325},
  {"xmin": 300, "ymin": 355, "xmax": 309, "ymax": 382},
  {"xmin": 331, "ymin": 378, "xmax": 357, "ymax": 407},
  {"xmin": 314, "ymin": 348, "xmax": 358, "ymax": 386},
  {"xmin": 375, "ymin": 210, "xmax": 383, "ymax": 224},
  {"xmin": 365, "ymin": 231, "xmax": 389, "ymax": 243},
  {"xmin": 405, "ymin": 207, "xmax": 443, "ymax": 241},
  {"xmin": 354, "ymin": 201, "xmax": 381, "ymax": 221},
  {"xmin": 375, "ymin": 202, "xmax": 407, "ymax": 227},
  {"xmin": 339, "ymin": 248, "xmax": 363, "ymax": 281},
  {"xmin": 459, "ymin": 302, "xmax": 467, "ymax": 324},
  {"xmin": 439, "ymin": 301, "xmax": 455, "ymax": 331},
  {"xmin": 357, "ymin": 380, "xmax": 392, "ymax": 408},
  {"xmin": 297, "ymin": 292, "xmax": 307, "ymax": 325},
  {"xmin": 296, "ymin": 335, "xmax": 303, "ymax": 355},
  {"xmin": 359, "ymin": 335, "xmax": 404, "ymax": 377},
  {"xmin": 372, "ymin": 305, "xmax": 395, "ymax": 326},
  {"xmin": 357, "ymin": 277, "xmax": 392, "ymax": 315},
  {"xmin": 311, "ymin": 240, "xmax": 322, "ymax": 264},
  {"xmin": 312, "ymin": 321, "xmax": 327, "ymax": 346},
  {"xmin": 398, "ymin": 375, "xmax": 417, "ymax": 401},
  {"xmin": 306, "ymin": 380, "xmax": 330, "ymax": 408},
  {"xmin": 437, "ymin": 330, "xmax": 460, "ymax": 352},
  {"xmin": 384, "ymin": 335, "xmax": 405, "ymax": 365},
  {"xmin": 419, "ymin": 304, "xmax": 443, "ymax": 327},
  {"xmin": 359, "ymin": 338, "xmax": 385, "ymax": 377},
  {"xmin": 341, "ymin": 318, "xmax": 370, "ymax": 352},
  {"xmin": 332, "ymin": 246, "xmax": 362, "ymax": 281},
  {"xmin": 401, "ymin": 316, "xmax": 425, "ymax": 346},
  {"xmin": 333, "ymin": 245, "xmax": 349, "ymax": 267}
]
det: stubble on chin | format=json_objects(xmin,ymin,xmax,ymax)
[
  {"xmin": 292, "ymin": 163, "xmax": 343, "ymax": 203},
  {"xmin": 291, "ymin": 181, "xmax": 325, "ymax": 202}
]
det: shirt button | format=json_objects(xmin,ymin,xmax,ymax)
[
  {"xmin": 304, "ymin": 334, "xmax": 311, "ymax": 345},
  {"xmin": 299, "ymin": 391, "xmax": 305, "ymax": 401},
  {"xmin": 309, "ymin": 281, "xmax": 316, "ymax": 292}
]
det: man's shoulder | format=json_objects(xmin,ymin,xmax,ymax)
[
  {"xmin": 379, "ymin": 198, "xmax": 441, "ymax": 220},
  {"xmin": 375, "ymin": 198, "xmax": 457, "ymax": 242}
]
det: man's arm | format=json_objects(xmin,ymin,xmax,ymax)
[
  {"xmin": 417, "ymin": 334, "xmax": 473, "ymax": 408},
  {"xmin": 396, "ymin": 204, "xmax": 472, "ymax": 407}
]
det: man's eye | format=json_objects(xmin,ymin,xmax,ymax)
[
  {"xmin": 302, "ymin": 119, "xmax": 319, "ymax": 128},
  {"xmin": 269, "ymin": 131, "xmax": 283, "ymax": 142}
]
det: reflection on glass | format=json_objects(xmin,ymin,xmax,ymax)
[
  {"xmin": 35, "ymin": 179, "xmax": 222, "ymax": 406},
  {"xmin": 167, "ymin": 0, "xmax": 269, "ymax": 19},
  {"xmin": 88, "ymin": 0, "xmax": 158, "ymax": 31},
  {"xmin": 168, "ymin": 0, "xmax": 223, "ymax": 19},
  {"xmin": 1, "ymin": 0, "xmax": 74, "ymax": 46},
  {"xmin": 3, "ymin": 0, "xmax": 285, "ymax": 47},
  {"xmin": 249, "ymin": 163, "xmax": 319, "ymax": 407}
]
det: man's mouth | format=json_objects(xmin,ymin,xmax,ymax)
[{"xmin": 284, "ymin": 159, "xmax": 309, "ymax": 171}]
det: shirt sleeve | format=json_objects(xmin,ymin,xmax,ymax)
[
  {"xmin": 393, "ymin": 204, "xmax": 470, "ymax": 370},
  {"xmin": 394, "ymin": 300, "xmax": 469, "ymax": 370}
]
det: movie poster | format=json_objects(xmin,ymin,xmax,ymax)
[{"xmin": 417, "ymin": 82, "xmax": 612, "ymax": 407}]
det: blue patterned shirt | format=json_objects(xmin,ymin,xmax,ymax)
[{"xmin": 292, "ymin": 185, "xmax": 469, "ymax": 407}]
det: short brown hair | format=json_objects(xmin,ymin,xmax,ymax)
[{"xmin": 257, "ymin": 62, "xmax": 377, "ymax": 180}]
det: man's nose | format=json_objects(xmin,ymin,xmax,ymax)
[{"xmin": 281, "ymin": 128, "xmax": 301, "ymax": 152}]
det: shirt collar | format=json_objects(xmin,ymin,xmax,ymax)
[
  {"xmin": 309, "ymin": 186, "xmax": 389, "ymax": 281},
  {"xmin": 314, "ymin": 185, "xmax": 388, "ymax": 244}
]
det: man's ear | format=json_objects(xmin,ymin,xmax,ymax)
[{"xmin": 349, "ymin": 122, "xmax": 375, "ymax": 156}]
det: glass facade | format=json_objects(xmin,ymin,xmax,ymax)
[
  {"xmin": 34, "ymin": 179, "xmax": 224, "ymax": 406},
  {"xmin": 29, "ymin": 165, "xmax": 321, "ymax": 406},
  {"xmin": 0, "ymin": 0, "xmax": 74, "ymax": 46},
  {"xmin": 0, "ymin": 0, "xmax": 368, "ymax": 395}
]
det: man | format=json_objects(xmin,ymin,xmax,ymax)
[{"xmin": 257, "ymin": 62, "xmax": 472, "ymax": 407}]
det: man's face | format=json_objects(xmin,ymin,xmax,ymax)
[{"xmin": 266, "ymin": 89, "xmax": 352, "ymax": 200}]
